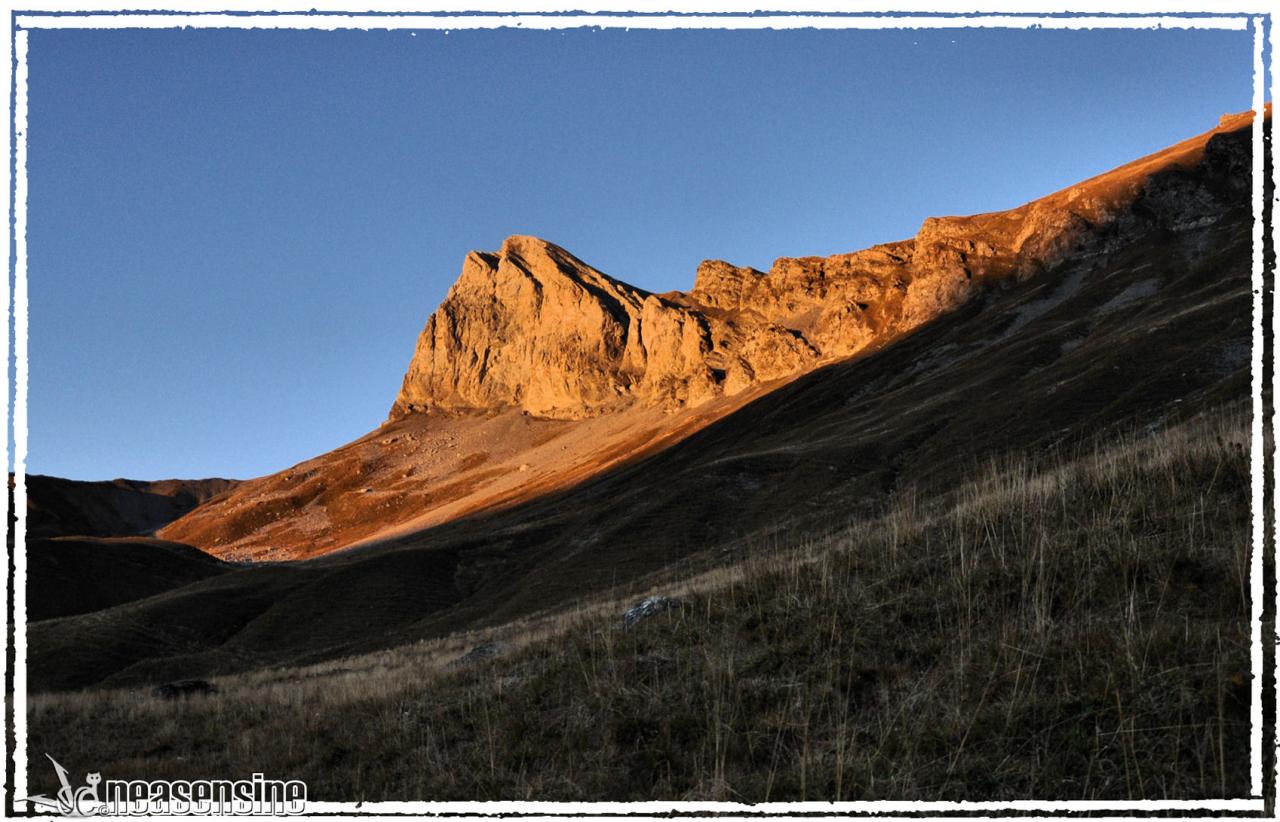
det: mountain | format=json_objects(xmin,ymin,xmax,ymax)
[
  {"xmin": 157, "ymin": 108, "xmax": 1263, "ymax": 563},
  {"xmin": 23, "ymin": 474, "xmax": 239, "ymax": 540},
  {"xmin": 30, "ymin": 108, "xmax": 1263, "ymax": 692},
  {"xmin": 391, "ymin": 111, "xmax": 1253, "ymax": 422}
]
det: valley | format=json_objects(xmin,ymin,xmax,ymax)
[{"xmin": 22, "ymin": 107, "xmax": 1269, "ymax": 802}]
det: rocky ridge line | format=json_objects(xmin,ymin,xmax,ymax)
[{"xmin": 391, "ymin": 109, "xmax": 1262, "ymax": 422}]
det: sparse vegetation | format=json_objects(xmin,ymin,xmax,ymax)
[{"xmin": 28, "ymin": 408, "xmax": 1257, "ymax": 801}]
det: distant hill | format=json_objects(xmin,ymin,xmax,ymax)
[{"xmin": 23, "ymin": 474, "xmax": 239, "ymax": 540}]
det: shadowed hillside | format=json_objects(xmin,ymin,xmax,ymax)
[
  {"xmin": 23, "ymin": 474, "xmax": 238, "ymax": 540},
  {"xmin": 17, "ymin": 474, "xmax": 241, "ymax": 626},
  {"xmin": 29, "ymin": 411, "xmax": 1256, "ymax": 800},
  {"xmin": 27, "ymin": 536, "xmax": 232, "ymax": 621}
]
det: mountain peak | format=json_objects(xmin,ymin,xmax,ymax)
[
  {"xmin": 392, "ymin": 110, "xmax": 1260, "ymax": 423},
  {"xmin": 498, "ymin": 233, "xmax": 557, "ymax": 256}
]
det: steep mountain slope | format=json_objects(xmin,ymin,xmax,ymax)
[
  {"xmin": 24, "ymin": 474, "xmax": 238, "ymax": 540},
  {"xmin": 32, "ymin": 109, "xmax": 1263, "ymax": 692},
  {"xmin": 159, "ymin": 109, "xmax": 1263, "ymax": 563}
]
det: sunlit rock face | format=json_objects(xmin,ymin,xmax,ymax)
[
  {"xmin": 160, "ymin": 108, "xmax": 1263, "ymax": 564},
  {"xmin": 392, "ymin": 108, "xmax": 1260, "ymax": 421}
]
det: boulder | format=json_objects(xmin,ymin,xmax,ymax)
[
  {"xmin": 623, "ymin": 595, "xmax": 681, "ymax": 627},
  {"xmin": 446, "ymin": 641, "xmax": 509, "ymax": 669}
]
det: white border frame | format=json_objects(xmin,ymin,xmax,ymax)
[{"xmin": 6, "ymin": 8, "xmax": 1274, "ymax": 818}]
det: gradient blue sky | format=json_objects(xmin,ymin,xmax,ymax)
[{"xmin": 27, "ymin": 24, "xmax": 1255, "ymax": 481}]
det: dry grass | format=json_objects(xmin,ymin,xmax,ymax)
[{"xmin": 28, "ymin": 408, "xmax": 1256, "ymax": 801}]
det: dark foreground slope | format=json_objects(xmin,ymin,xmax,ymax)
[
  {"xmin": 29, "ymin": 413, "xmax": 1255, "ymax": 800},
  {"xmin": 28, "ymin": 116, "xmax": 1262, "ymax": 693},
  {"xmin": 27, "ymin": 536, "xmax": 232, "ymax": 621},
  {"xmin": 18, "ymin": 475, "xmax": 240, "ymax": 623}
]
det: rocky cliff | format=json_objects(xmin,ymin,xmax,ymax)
[
  {"xmin": 159, "ymin": 107, "xmax": 1263, "ymax": 562},
  {"xmin": 392, "ymin": 108, "xmax": 1263, "ymax": 421}
]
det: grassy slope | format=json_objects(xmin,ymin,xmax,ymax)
[{"xmin": 28, "ymin": 410, "xmax": 1257, "ymax": 801}]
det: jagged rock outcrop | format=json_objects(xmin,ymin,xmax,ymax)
[
  {"xmin": 391, "ymin": 235, "xmax": 832, "ymax": 418},
  {"xmin": 392, "ymin": 107, "xmax": 1262, "ymax": 422},
  {"xmin": 154, "ymin": 107, "xmax": 1262, "ymax": 564}
]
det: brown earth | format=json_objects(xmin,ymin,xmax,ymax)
[
  {"xmin": 160, "ymin": 106, "xmax": 1266, "ymax": 562},
  {"xmin": 157, "ymin": 384, "xmax": 797, "ymax": 561},
  {"xmin": 19, "ymin": 476, "xmax": 239, "ymax": 627}
]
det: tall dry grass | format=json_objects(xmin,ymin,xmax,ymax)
[{"xmin": 27, "ymin": 409, "xmax": 1258, "ymax": 801}]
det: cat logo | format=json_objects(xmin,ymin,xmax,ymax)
[
  {"xmin": 17, "ymin": 753, "xmax": 306, "ymax": 815},
  {"xmin": 20, "ymin": 754, "xmax": 103, "ymax": 816}
]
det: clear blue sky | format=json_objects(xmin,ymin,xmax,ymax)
[{"xmin": 26, "ymin": 24, "xmax": 1254, "ymax": 481}]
